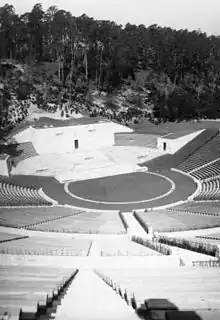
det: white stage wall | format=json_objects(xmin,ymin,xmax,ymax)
[
  {"xmin": 13, "ymin": 121, "xmax": 133, "ymax": 155},
  {"xmin": 157, "ymin": 130, "xmax": 204, "ymax": 154}
]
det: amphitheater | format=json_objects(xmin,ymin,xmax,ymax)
[{"xmin": 0, "ymin": 116, "xmax": 220, "ymax": 320}]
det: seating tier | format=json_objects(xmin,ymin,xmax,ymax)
[
  {"xmin": 190, "ymin": 159, "xmax": 220, "ymax": 180},
  {"xmin": 137, "ymin": 210, "xmax": 220, "ymax": 232},
  {"xmin": 97, "ymin": 267, "xmax": 220, "ymax": 311},
  {"xmin": 177, "ymin": 132, "xmax": 220, "ymax": 173},
  {"xmin": 0, "ymin": 180, "xmax": 52, "ymax": 207},
  {"xmin": 170, "ymin": 202, "xmax": 220, "ymax": 216},
  {"xmin": 194, "ymin": 177, "xmax": 220, "ymax": 201},
  {"xmin": 0, "ymin": 265, "xmax": 77, "ymax": 319}
]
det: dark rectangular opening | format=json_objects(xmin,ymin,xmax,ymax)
[
  {"xmin": 74, "ymin": 139, "xmax": 79, "ymax": 149},
  {"xmin": 163, "ymin": 142, "xmax": 167, "ymax": 151}
]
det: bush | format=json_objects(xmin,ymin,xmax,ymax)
[
  {"xmin": 158, "ymin": 236, "xmax": 219, "ymax": 257},
  {"xmin": 132, "ymin": 236, "xmax": 172, "ymax": 255}
]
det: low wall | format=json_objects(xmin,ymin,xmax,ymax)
[{"xmin": 0, "ymin": 155, "xmax": 10, "ymax": 177}]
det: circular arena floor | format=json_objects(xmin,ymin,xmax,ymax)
[
  {"xmin": 67, "ymin": 172, "xmax": 174, "ymax": 204},
  {"xmin": 9, "ymin": 169, "xmax": 197, "ymax": 212}
]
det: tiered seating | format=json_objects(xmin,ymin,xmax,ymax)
[
  {"xmin": 137, "ymin": 210, "xmax": 220, "ymax": 232},
  {"xmin": 190, "ymin": 159, "xmax": 220, "ymax": 180},
  {"xmin": 29, "ymin": 211, "xmax": 126, "ymax": 234},
  {"xmin": 170, "ymin": 201, "xmax": 220, "ymax": 216},
  {"xmin": 0, "ymin": 236, "xmax": 91, "ymax": 256},
  {"xmin": 0, "ymin": 232, "xmax": 28, "ymax": 243},
  {"xmin": 0, "ymin": 207, "xmax": 81, "ymax": 228},
  {"xmin": 12, "ymin": 141, "xmax": 38, "ymax": 166},
  {"xmin": 0, "ymin": 180, "xmax": 52, "ymax": 207},
  {"xmin": 95, "ymin": 236, "xmax": 161, "ymax": 256},
  {"xmin": 0, "ymin": 265, "xmax": 78, "ymax": 319},
  {"xmin": 177, "ymin": 132, "xmax": 220, "ymax": 173},
  {"xmin": 97, "ymin": 267, "xmax": 220, "ymax": 314},
  {"xmin": 194, "ymin": 177, "xmax": 220, "ymax": 201},
  {"xmin": 196, "ymin": 232, "xmax": 220, "ymax": 242}
]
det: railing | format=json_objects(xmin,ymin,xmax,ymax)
[
  {"xmin": 0, "ymin": 248, "xmax": 89, "ymax": 256},
  {"xmin": 192, "ymin": 259, "xmax": 220, "ymax": 267},
  {"xmin": 94, "ymin": 269, "xmax": 138, "ymax": 310}
]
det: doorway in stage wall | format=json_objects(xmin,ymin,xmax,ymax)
[
  {"xmin": 74, "ymin": 139, "xmax": 79, "ymax": 149},
  {"xmin": 163, "ymin": 142, "xmax": 167, "ymax": 151}
]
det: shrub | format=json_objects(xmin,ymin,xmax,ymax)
[
  {"xmin": 158, "ymin": 236, "xmax": 219, "ymax": 257},
  {"xmin": 132, "ymin": 236, "xmax": 172, "ymax": 255}
]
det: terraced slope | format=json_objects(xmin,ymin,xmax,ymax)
[
  {"xmin": 0, "ymin": 236, "xmax": 91, "ymax": 256},
  {"xmin": 98, "ymin": 267, "xmax": 220, "ymax": 311},
  {"xmin": 0, "ymin": 265, "xmax": 78, "ymax": 320},
  {"xmin": 0, "ymin": 206, "xmax": 82, "ymax": 228},
  {"xmin": 137, "ymin": 210, "xmax": 220, "ymax": 232},
  {"xmin": 0, "ymin": 180, "xmax": 52, "ymax": 207},
  {"xmin": 194, "ymin": 177, "xmax": 220, "ymax": 201},
  {"xmin": 30, "ymin": 211, "xmax": 126, "ymax": 234},
  {"xmin": 177, "ymin": 130, "xmax": 220, "ymax": 173},
  {"xmin": 171, "ymin": 202, "xmax": 220, "ymax": 216}
]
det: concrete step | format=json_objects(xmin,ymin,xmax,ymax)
[{"xmin": 53, "ymin": 270, "xmax": 139, "ymax": 320}]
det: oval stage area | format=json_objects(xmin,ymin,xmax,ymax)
[
  {"xmin": 67, "ymin": 172, "xmax": 174, "ymax": 204},
  {"xmin": 64, "ymin": 170, "xmax": 197, "ymax": 211}
]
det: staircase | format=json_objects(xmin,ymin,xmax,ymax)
[{"xmin": 53, "ymin": 270, "xmax": 139, "ymax": 320}]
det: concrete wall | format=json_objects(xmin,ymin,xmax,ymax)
[
  {"xmin": 14, "ymin": 122, "xmax": 133, "ymax": 155},
  {"xmin": 157, "ymin": 130, "xmax": 204, "ymax": 154},
  {"xmin": 0, "ymin": 156, "xmax": 10, "ymax": 177},
  {"xmin": 14, "ymin": 127, "xmax": 34, "ymax": 143}
]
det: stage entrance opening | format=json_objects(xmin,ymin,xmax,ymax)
[
  {"xmin": 163, "ymin": 142, "xmax": 167, "ymax": 151},
  {"xmin": 74, "ymin": 139, "xmax": 79, "ymax": 149}
]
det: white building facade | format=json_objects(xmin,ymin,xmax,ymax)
[{"xmin": 13, "ymin": 121, "xmax": 133, "ymax": 155}]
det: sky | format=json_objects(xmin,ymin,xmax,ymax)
[{"xmin": 2, "ymin": 0, "xmax": 220, "ymax": 36}]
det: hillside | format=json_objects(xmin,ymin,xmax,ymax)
[{"xmin": 1, "ymin": 3, "xmax": 220, "ymax": 140}]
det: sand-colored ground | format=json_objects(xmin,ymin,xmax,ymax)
[{"xmin": 12, "ymin": 146, "xmax": 164, "ymax": 182}]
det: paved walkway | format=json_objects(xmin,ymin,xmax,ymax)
[
  {"xmin": 5, "ymin": 170, "xmax": 196, "ymax": 211},
  {"xmin": 121, "ymin": 212, "xmax": 149, "ymax": 238},
  {"xmin": 54, "ymin": 270, "xmax": 139, "ymax": 320}
]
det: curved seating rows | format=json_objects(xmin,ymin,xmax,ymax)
[
  {"xmin": 194, "ymin": 178, "xmax": 220, "ymax": 201},
  {"xmin": 190, "ymin": 159, "xmax": 220, "ymax": 180},
  {"xmin": 0, "ymin": 181, "xmax": 52, "ymax": 207},
  {"xmin": 136, "ymin": 210, "xmax": 220, "ymax": 232},
  {"xmin": 169, "ymin": 201, "xmax": 220, "ymax": 216},
  {"xmin": 177, "ymin": 132, "xmax": 220, "ymax": 173}
]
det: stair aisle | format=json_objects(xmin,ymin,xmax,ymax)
[{"xmin": 53, "ymin": 269, "xmax": 139, "ymax": 320}]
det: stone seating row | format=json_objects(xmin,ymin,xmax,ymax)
[
  {"xmin": 0, "ymin": 237, "xmax": 92, "ymax": 256},
  {"xmin": 194, "ymin": 177, "xmax": 220, "ymax": 201},
  {"xmin": 170, "ymin": 201, "xmax": 220, "ymax": 216},
  {"xmin": 177, "ymin": 132, "xmax": 220, "ymax": 173},
  {"xmin": 0, "ymin": 266, "xmax": 78, "ymax": 320},
  {"xmin": 0, "ymin": 181, "xmax": 51, "ymax": 207},
  {"xmin": 95, "ymin": 268, "xmax": 220, "ymax": 320},
  {"xmin": 136, "ymin": 210, "xmax": 220, "ymax": 232},
  {"xmin": 190, "ymin": 159, "xmax": 220, "ymax": 180}
]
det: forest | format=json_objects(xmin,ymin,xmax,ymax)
[{"xmin": 1, "ymin": 3, "xmax": 220, "ymax": 139}]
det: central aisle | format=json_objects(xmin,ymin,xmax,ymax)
[{"xmin": 54, "ymin": 269, "xmax": 139, "ymax": 320}]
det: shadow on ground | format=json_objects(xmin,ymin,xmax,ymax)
[{"xmin": 136, "ymin": 298, "xmax": 203, "ymax": 320}]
